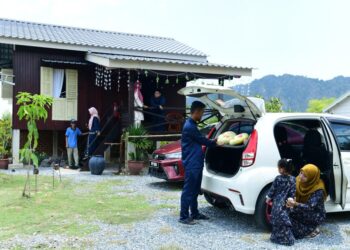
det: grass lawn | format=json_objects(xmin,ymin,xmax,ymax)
[{"xmin": 0, "ymin": 173, "xmax": 153, "ymax": 241}]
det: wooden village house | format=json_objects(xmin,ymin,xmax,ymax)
[{"xmin": 0, "ymin": 18, "xmax": 252, "ymax": 165}]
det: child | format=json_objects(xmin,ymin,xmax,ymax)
[
  {"xmin": 65, "ymin": 119, "xmax": 82, "ymax": 169},
  {"xmin": 266, "ymin": 159, "xmax": 296, "ymax": 246}
]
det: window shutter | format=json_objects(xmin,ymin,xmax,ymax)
[
  {"xmin": 65, "ymin": 69, "xmax": 78, "ymax": 99},
  {"xmin": 66, "ymin": 99, "xmax": 77, "ymax": 120},
  {"xmin": 40, "ymin": 67, "xmax": 53, "ymax": 96},
  {"xmin": 65, "ymin": 69, "xmax": 78, "ymax": 120},
  {"xmin": 1, "ymin": 69, "xmax": 13, "ymax": 99},
  {"xmin": 52, "ymin": 98, "xmax": 67, "ymax": 121}
]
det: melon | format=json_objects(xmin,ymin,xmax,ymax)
[
  {"xmin": 229, "ymin": 133, "xmax": 249, "ymax": 145},
  {"xmin": 217, "ymin": 131, "xmax": 236, "ymax": 145}
]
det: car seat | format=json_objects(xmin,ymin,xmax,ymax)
[
  {"xmin": 302, "ymin": 129, "xmax": 331, "ymax": 194},
  {"xmin": 274, "ymin": 126, "xmax": 296, "ymax": 159},
  {"xmin": 302, "ymin": 129, "xmax": 328, "ymax": 172}
]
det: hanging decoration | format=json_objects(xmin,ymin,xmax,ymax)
[
  {"xmin": 94, "ymin": 67, "xmax": 232, "ymax": 92},
  {"xmin": 94, "ymin": 66, "xmax": 104, "ymax": 87},
  {"xmin": 117, "ymin": 70, "xmax": 121, "ymax": 93},
  {"xmin": 104, "ymin": 69, "xmax": 112, "ymax": 90},
  {"xmin": 94, "ymin": 66, "xmax": 112, "ymax": 90},
  {"xmin": 127, "ymin": 70, "xmax": 131, "ymax": 89}
]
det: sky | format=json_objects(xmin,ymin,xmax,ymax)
[{"xmin": 0, "ymin": 0, "xmax": 349, "ymax": 83}]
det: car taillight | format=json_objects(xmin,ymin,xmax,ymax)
[
  {"xmin": 207, "ymin": 126, "xmax": 216, "ymax": 138},
  {"xmin": 241, "ymin": 129, "xmax": 258, "ymax": 167}
]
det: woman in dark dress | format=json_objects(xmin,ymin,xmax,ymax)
[
  {"xmin": 266, "ymin": 159, "xmax": 296, "ymax": 246},
  {"xmin": 287, "ymin": 164, "xmax": 327, "ymax": 239},
  {"xmin": 150, "ymin": 90, "xmax": 166, "ymax": 132},
  {"xmin": 87, "ymin": 107, "xmax": 101, "ymax": 156}
]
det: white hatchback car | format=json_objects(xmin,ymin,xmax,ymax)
[{"xmin": 178, "ymin": 85, "xmax": 349, "ymax": 229}]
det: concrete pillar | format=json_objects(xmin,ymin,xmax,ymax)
[
  {"xmin": 53, "ymin": 131, "xmax": 58, "ymax": 157},
  {"xmin": 10, "ymin": 129, "xmax": 22, "ymax": 168}
]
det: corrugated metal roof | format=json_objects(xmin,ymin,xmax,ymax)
[
  {"xmin": 0, "ymin": 18, "xmax": 206, "ymax": 57},
  {"xmin": 90, "ymin": 53, "xmax": 252, "ymax": 70}
]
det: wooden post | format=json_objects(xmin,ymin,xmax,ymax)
[
  {"xmin": 124, "ymin": 132, "xmax": 129, "ymax": 170},
  {"xmin": 128, "ymin": 71, "xmax": 135, "ymax": 126}
]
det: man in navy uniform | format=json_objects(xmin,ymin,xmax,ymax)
[{"xmin": 179, "ymin": 101, "xmax": 217, "ymax": 225}]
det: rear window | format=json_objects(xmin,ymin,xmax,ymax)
[{"xmin": 329, "ymin": 122, "xmax": 350, "ymax": 151}]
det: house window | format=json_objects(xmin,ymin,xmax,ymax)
[
  {"xmin": 0, "ymin": 68, "xmax": 13, "ymax": 99},
  {"xmin": 40, "ymin": 67, "xmax": 78, "ymax": 121},
  {"xmin": 0, "ymin": 43, "xmax": 13, "ymax": 68}
]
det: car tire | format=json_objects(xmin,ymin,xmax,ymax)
[
  {"xmin": 254, "ymin": 186, "xmax": 272, "ymax": 231},
  {"xmin": 204, "ymin": 192, "xmax": 227, "ymax": 209}
]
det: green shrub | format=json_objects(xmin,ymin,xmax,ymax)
[{"xmin": 0, "ymin": 113, "xmax": 12, "ymax": 159}]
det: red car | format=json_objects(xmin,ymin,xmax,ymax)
[{"xmin": 149, "ymin": 124, "xmax": 217, "ymax": 181}]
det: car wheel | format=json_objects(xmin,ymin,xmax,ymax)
[
  {"xmin": 204, "ymin": 192, "xmax": 227, "ymax": 208},
  {"xmin": 254, "ymin": 186, "xmax": 272, "ymax": 231}
]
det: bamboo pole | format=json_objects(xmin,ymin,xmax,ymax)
[{"xmin": 127, "ymin": 134, "xmax": 181, "ymax": 139}]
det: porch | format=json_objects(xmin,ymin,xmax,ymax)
[{"xmin": 81, "ymin": 53, "xmax": 252, "ymax": 167}]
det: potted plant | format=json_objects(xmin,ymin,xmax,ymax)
[
  {"xmin": 0, "ymin": 113, "xmax": 12, "ymax": 169},
  {"xmin": 125, "ymin": 125, "xmax": 152, "ymax": 175}
]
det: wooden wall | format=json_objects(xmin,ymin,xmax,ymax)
[
  {"xmin": 12, "ymin": 46, "xmax": 128, "ymax": 132},
  {"xmin": 12, "ymin": 45, "xmax": 187, "ymax": 133}
]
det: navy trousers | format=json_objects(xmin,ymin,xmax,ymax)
[{"xmin": 180, "ymin": 167, "xmax": 203, "ymax": 220}]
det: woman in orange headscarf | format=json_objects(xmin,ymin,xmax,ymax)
[{"xmin": 286, "ymin": 164, "xmax": 327, "ymax": 239}]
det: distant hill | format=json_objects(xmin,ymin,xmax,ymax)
[{"xmin": 233, "ymin": 74, "xmax": 350, "ymax": 111}]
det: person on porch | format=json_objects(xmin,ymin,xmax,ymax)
[
  {"xmin": 150, "ymin": 89, "xmax": 166, "ymax": 132},
  {"xmin": 179, "ymin": 101, "xmax": 217, "ymax": 225},
  {"xmin": 86, "ymin": 107, "xmax": 101, "ymax": 157},
  {"xmin": 134, "ymin": 81, "xmax": 148, "ymax": 126},
  {"xmin": 65, "ymin": 119, "xmax": 82, "ymax": 169}
]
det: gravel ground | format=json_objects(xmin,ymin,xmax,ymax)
[{"xmin": 1, "ymin": 167, "xmax": 350, "ymax": 250}]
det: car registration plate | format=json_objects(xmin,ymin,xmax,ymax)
[{"xmin": 149, "ymin": 161, "xmax": 159, "ymax": 168}]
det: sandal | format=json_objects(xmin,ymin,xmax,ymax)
[{"xmin": 306, "ymin": 228, "xmax": 320, "ymax": 238}]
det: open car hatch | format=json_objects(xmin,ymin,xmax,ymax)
[{"xmin": 178, "ymin": 85, "xmax": 265, "ymax": 119}]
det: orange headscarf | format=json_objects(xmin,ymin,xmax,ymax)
[{"xmin": 296, "ymin": 164, "xmax": 327, "ymax": 203}]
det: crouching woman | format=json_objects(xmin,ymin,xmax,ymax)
[{"xmin": 287, "ymin": 164, "xmax": 327, "ymax": 239}]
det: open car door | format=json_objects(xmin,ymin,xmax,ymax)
[
  {"xmin": 321, "ymin": 117, "xmax": 348, "ymax": 209},
  {"xmin": 178, "ymin": 85, "xmax": 265, "ymax": 120}
]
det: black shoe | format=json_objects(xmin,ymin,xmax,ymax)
[
  {"xmin": 191, "ymin": 213, "xmax": 210, "ymax": 220},
  {"xmin": 178, "ymin": 218, "xmax": 197, "ymax": 225}
]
